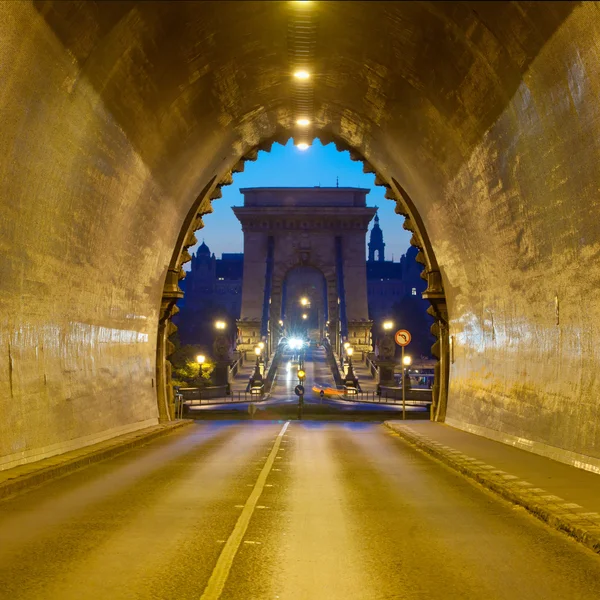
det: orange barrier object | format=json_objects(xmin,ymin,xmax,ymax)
[{"xmin": 312, "ymin": 386, "xmax": 345, "ymax": 397}]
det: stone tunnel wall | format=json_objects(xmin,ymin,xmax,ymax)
[
  {"xmin": 437, "ymin": 4, "xmax": 600, "ymax": 465},
  {"xmin": 1, "ymin": 1, "xmax": 600, "ymax": 469},
  {"xmin": 0, "ymin": 3, "xmax": 172, "ymax": 468}
]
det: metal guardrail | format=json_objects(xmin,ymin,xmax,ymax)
[
  {"xmin": 341, "ymin": 388, "xmax": 432, "ymax": 406},
  {"xmin": 365, "ymin": 353, "xmax": 379, "ymax": 379},
  {"xmin": 229, "ymin": 354, "xmax": 243, "ymax": 378},
  {"xmin": 183, "ymin": 388, "xmax": 265, "ymax": 408}
]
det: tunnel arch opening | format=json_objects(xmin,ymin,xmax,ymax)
[{"xmin": 159, "ymin": 132, "xmax": 449, "ymax": 422}]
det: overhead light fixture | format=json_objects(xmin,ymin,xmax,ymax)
[
  {"xmin": 294, "ymin": 70, "xmax": 310, "ymax": 80},
  {"xmin": 296, "ymin": 142, "xmax": 310, "ymax": 151},
  {"xmin": 296, "ymin": 118, "xmax": 310, "ymax": 126}
]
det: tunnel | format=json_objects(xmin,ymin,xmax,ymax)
[{"xmin": 1, "ymin": 1, "xmax": 599, "ymax": 472}]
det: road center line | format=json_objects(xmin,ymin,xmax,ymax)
[{"xmin": 200, "ymin": 421, "xmax": 290, "ymax": 600}]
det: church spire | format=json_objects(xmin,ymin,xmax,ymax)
[{"xmin": 368, "ymin": 210, "xmax": 385, "ymax": 262}]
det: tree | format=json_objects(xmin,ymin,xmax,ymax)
[{"xmin": 169, "ymin": 333, "xmax": 215, "ymax": 388}]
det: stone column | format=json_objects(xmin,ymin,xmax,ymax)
[
  {"xmin": 377, "ymin": 334, "xmax": 397, "ymax": 387},
  {"xmin": 212, "ymin": 334, "xmax": 232, "ymax": 392},
  {"xmin": 236, "ymin": 318, "xmax": 262, "ymax": 360},
  {"xmin": 347, "ymin": 319, "xmax": 373, "ymax": 359}
]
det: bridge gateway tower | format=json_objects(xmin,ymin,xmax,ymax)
[{"xmin": 233, "ymin": 187, "xmax": 375, "ymax": 359}]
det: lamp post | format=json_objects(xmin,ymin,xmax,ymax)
[
  {"xmin": 402, "ymin": 354, "xmax": 412, "ymax": 420},
  {"xmin": 343, "ymin": 341, "xmax": 350, "ymax": 370},
  {"xmin": 196, "ymin": 354, "xmax": 206, "ymax": 381},
  {"xmin": 213, "ymin": 320, "xmax": 231, "ymax": 391},
  {"xmin": 251, "ymin": 346, "xmax": 263, "ymax": 385},
  {"xmin": 297, "ymin": 367, "xmax": 306, "ymax": 420},
  {"xmin": 376, "ymin": 320, "xmax": 396, "ymax": 393},
  {"xmin": 345, "ymin": 346, "xmax": 358, "ymax": 390}
]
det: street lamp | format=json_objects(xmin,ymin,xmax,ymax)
[
  {"xmin": 196, "ymin": 354, "xmax": 206, "ymax": 383},
  {"xmin": 300, "ymin": 297, "xmax": 309, "ymax": 306},
  {"xmin": 345, "ymin": 346, "xmax": 358, "ymax": 389},
  {"xmin": 215, "ymin": 320, "xmax": 226, "ymax": 330},
  {"xmin": 383, "ymin": 320, "xmax": 394, "ymax": 331},
  {"xmin": 258, "ymin": 341, "xmax": 265, "ymax": 351},
  {"xmin": 302, "ymin": 314, "xmax": 308, "ymax": 320},
  {"xmin": 401, "ymin": 354, "xmax": 412, "ymax": 421},
  {"xmin": 251, "ymin": 346, "xmax": 263, "ymax": 383}
]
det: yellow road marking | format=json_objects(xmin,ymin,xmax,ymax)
[{"xmin": 200, "ymin": 421, "xmax": 290, "ymax": 600}]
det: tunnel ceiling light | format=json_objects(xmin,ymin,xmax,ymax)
[
  {"xmin": 296, "ymin": 142, "xmax": 310, "ymax": 151},
  {"xmin": 294, "ymin": 70, "xmax": 310, "ymax": 80},
  {"xmin": 296, "ymin": 118, "xmax": 311, "ymax": 126}
]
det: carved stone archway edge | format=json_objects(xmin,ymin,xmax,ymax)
[{"xmin": 158, "ymin": 127, "xmax": 449, "ymax": 420}]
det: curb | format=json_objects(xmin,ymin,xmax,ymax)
[
  {"xmin": 0, "ymin": 420, "xmax": 193, "ymax": 501},
  {"xmin": 384, "ymin": 421, "xmax": 600, "ymax": 556}
]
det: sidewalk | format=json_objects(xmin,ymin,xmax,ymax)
[
  {"xmin": 0, "ymin": 420, "xmax": 192, "ymax": 500},
  {"xmin": 385, "ymin": 420, "xmax": 600, "ymax": 554}
]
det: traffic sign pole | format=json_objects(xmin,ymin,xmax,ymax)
[
  {"xmin": 402, "ymin": 346, "xmax": 406, "ymax": 420},
  {"xmin": 395, "ymin": 329, "xmax": 411, "ymax": 421}
]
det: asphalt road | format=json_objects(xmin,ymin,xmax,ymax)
[{"xmin": 2, "ymin": 421, "xmax": 600, "ymax": 599}]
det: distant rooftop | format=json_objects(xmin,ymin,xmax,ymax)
[{"xmin": 239, "ymin": 186, "xmax": 371, "ymax": 208}]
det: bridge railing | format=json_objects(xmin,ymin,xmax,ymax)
[
  {"xmin": 228, "ymin": 352, "xmax": 244, "ymax": 378},
  {"xmin": 321, "ymin": 338, "xmax": 344, "ymax": 385},
  {"xmin": 365, "ymin": 353, "xmax": 379, "ymax": 380},
  {"xmin": 180, "ymin": 388, "xmax": 265, "ymax": 411},
  {"xmin": 342, "ymin": 387, "xmax": 432, "ymax": 406}
]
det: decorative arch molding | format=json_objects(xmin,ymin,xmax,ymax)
[{"xmin": 158, "ymin": 129, "xmax": 449, "ymax": 421}]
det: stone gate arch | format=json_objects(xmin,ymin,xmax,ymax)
[{"xmin": 232, "ymin": 186, "xmax": 375, "ymax": 360}]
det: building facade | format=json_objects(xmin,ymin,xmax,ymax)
[
  {"xmin": 175, "ymin": 191, "xmax": 432, "ymax": 356},
  {"xmin": 174, "ymin": 242, "xmax": 243, "ymax": 345}
]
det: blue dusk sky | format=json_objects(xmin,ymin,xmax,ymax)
[{"xmin": 187, "ymin": 139, "xmax": 412, "ymax": 266}]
